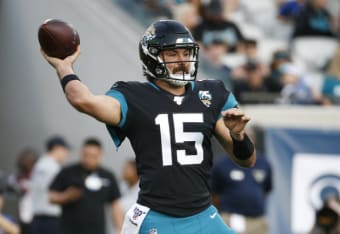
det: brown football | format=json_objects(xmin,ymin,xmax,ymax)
[{"xmin": 38, "ymin": 19, "xmax": 80, "ymax": 59}]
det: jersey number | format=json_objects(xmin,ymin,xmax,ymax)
[{"xmin": 155, "ymin": 113, "xmax": 204, "ymax": 166}]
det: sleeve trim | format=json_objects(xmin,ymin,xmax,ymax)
[
  {"xmin": 105, "ymin": 90, "xmax": 128, "ymax": 128},
  {"xmin": 218, "ymin": 92, "xmax": 238, "ymax": 119}
]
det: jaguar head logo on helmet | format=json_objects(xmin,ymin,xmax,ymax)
[{"xmin": 139, "ymin": 20, "xmax": 199, "ymax": 87}]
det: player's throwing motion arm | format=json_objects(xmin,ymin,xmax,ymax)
[
  {"xmin": 214, "ymin": 108, "xmax": 256, "ymax": 168},
  {"xmin": 41, "ymin": 46, "xmax": 122, "ymax": 126}
]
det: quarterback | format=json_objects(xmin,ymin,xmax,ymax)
[{"xmin": 41, "ymin": 20, "xmax": 256, "ymax": 234}]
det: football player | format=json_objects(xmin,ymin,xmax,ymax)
[{"xmin": 41, "ymin": 20, "xmax": 256, "ymax": 234}]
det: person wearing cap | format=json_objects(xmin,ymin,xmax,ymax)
[
  {"xmin": 0, "ymin": 189, "xmax": 20, "ymax": 234},
  {"xmin": 30, "ymin": 136, "xmax": 70, "ymax": 234}
]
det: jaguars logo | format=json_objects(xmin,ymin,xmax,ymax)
[
  {"xmin": 143, "ymin": 25, "xmax": 156, "ymax": 45},
  {"xmin": 199, "ymin": 90, "xmax": 212, "ymax": 107}
]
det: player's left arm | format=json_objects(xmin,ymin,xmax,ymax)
[{"xmin": 214, "ymin": 108, "xmax": 256, "ymax": 168}]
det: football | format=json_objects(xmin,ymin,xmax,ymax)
[{"xmin": 38, "ymin": 19, "xmax": 80, "ymax": 59}]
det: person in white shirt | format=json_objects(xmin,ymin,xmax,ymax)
[{"xmin": 30, "ymin": 136, "xmax": 70, "ymax": 234}]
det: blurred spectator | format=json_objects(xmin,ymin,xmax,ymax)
[
  {"xmin": 232, "ymin": 60, "xmax": 279, "ymax": 104},
  {"xmin": 277, "ymin": 63, "xmax": 316, "ymax": 104},
  {"xmin": 30, "ymin": 136, "xmax": 70, "ymax": 234},
  {"xmin": 211, "ymin": 134, "xmax": 272, "ymax": 234},
  {"xmin": 292, "ymin": 0, "xmax": 335, "ymax": 38},
  {"xmin": 321, "ymin": 46, "xmax": 340, "ymax": 105},
  {"xmin": 194, "ymin": 0, "xmax": 244, "ymax": 52},
  {"xmin": 142, "ymin": 0, "xmax": 173, "ymax": 19},
  {"xmin": 267, "ymin": 50, "xmax": 292, "ymax": 92},
  {"xmin": 200, "ymin": 38, "xmax": 234, "ymax": 88},
  {"xmin": 0, "ymin": 189, "xmax": 20, "ymax": 234},
  {"xmin": 204, "ymin": 39, "xmax": 230, "ymax": 67},
  {"xmin": 172, "ymin": 3, "xmax": 201, "ymax": 33},
  {"xmin": 236, "ymin": 38, "xmax": 258, "ymax": 59},
  {"xmin": 221, "ymin": 0, "xmax": 242, "ymax": 21},
  {"xmin": 270, "ymin": 50, "xmax": 291, "ymax": 80},
  {"xmin": 120, "ymin": 160, "xmax": 139, "ymax": 214},
  {"xmin": 7, "ymin": 149, "xmax": 38, "ymax": 234},
  {"xmin": 49, "ymin": 138, "xmax": 123, "ymax": 234},
  {"xmin": 278, "ymin": 0, "xmax": 305, "ymax": 22}
]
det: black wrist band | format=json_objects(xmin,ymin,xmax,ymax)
[
  {"xmin": 61, "ymin": 74, "xmax": 81, "ymax": 92},
  {"xmin": 231, "ymin": 133, "xmax": 255, "ymax": 160}
]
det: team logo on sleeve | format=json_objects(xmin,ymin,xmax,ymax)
[{"xmin": 198, "ymin": 90, "xmax": 212, "ymax": 107}]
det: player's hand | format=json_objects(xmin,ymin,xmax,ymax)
[
  {"xmin": 64, "ymin": 186, "xmax": 83, "ymax": 202},
  {"xmin": 41, "ymin": 45, "xmax": 80, "ymax": 78},
  {"xmin": 221, "ymin": 108, "xmax": 250, "ymax": 140}
]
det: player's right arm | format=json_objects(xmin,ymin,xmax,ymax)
[{"xmin": 41, "ymin": 46, "xmax": 121, "ymax": 126}]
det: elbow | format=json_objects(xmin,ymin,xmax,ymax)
[{"xmin": 68, "ymin": 96, "xmax": 91, "ymax": 113}]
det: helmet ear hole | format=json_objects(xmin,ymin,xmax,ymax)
[
  {"xmin": 149, "ymin": 47, "xmax": 159, "ymax": 55},
  {"xmin": 155, "ymin": 66, "xmax": 165, "ymax": 76}
]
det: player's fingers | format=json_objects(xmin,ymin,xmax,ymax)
[
  {"xmin": 222, "ymin": 109, "xmax": 244, "ymax": 118},
  {"xmin": 221, "ymin": 108, "xmax": 238, "ymax": 115},
  {"xmin": 40, "ymin": 48, "xmax": 60, "ymax": 65},
  {"xmin": 241, "ymin": 116, "xmax": 251, "ymax": 123},
  {"xmin": 72, "ymin": 45, "xmax": 81, "ymax": 58},
  {"xmin": 66, "ymin": 45, "xmax": 81, "ymax": 63},
  {"xmin": 40, "ymin": 48, "xmax": 51, "ymax": 60}
]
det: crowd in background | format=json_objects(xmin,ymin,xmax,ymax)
[{"xmin": 118, "ymin": 0, "xmax": 340, "ymax": 105}]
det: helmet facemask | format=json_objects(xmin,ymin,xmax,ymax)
[
  {"xmin": 141, "ymin": 42, "xmax": 199, "ymax": 87},
  {"xmin": 157, "ymin": 45, "xmax": 199, "ymax": 86}
]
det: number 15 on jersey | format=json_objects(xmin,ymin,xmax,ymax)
[{"xmin": 155, "ymin": 113, "xmax": 204, "ymax": 166}]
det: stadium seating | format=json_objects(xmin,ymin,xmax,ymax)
[{"xmin": 291, "ymin": 37, "xmax": 338, "ymax": 71}]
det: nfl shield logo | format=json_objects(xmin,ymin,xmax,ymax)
[
  {"xmin": 149, "ymin": 228, "xmax": 158, "ymax": 234},
  {"xmin": 198, "ymin": 90, "xmax": 212, "ymax": 107}
]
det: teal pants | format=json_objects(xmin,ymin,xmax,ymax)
[{"xmin": 140, "ymin": 205, "xmax": 236, "ymax": 234}]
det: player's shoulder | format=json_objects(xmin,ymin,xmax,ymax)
[
  {"xmin": 194, "ymin": 79, "xmax": 229, "ymax": 90},
  {"xmin": 108, "ymin": 81, "xmax": 148, "ymax": 91},
  {"xmin": 194, "ymin": 79, "xmax": 232, "ymax": 96}
]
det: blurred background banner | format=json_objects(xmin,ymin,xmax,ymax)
[{"xmin": 265, "ymin": 128, "xmax": 340, "ymax": 234}]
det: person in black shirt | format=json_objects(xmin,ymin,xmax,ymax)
[
  {"xmin": 292, "ymin": 0, "xmax": 335, "ymax": 38},
  {"xmin": 194, "ymin": 0, "xmax": 244, "ymax": 52},
  {"xmin": 41, "ymin": 20, "xmax": 256, "ymax": 234},
  {"xmin": 49, "ymin": 138, "xmax": 123, "ymax": 234}
]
